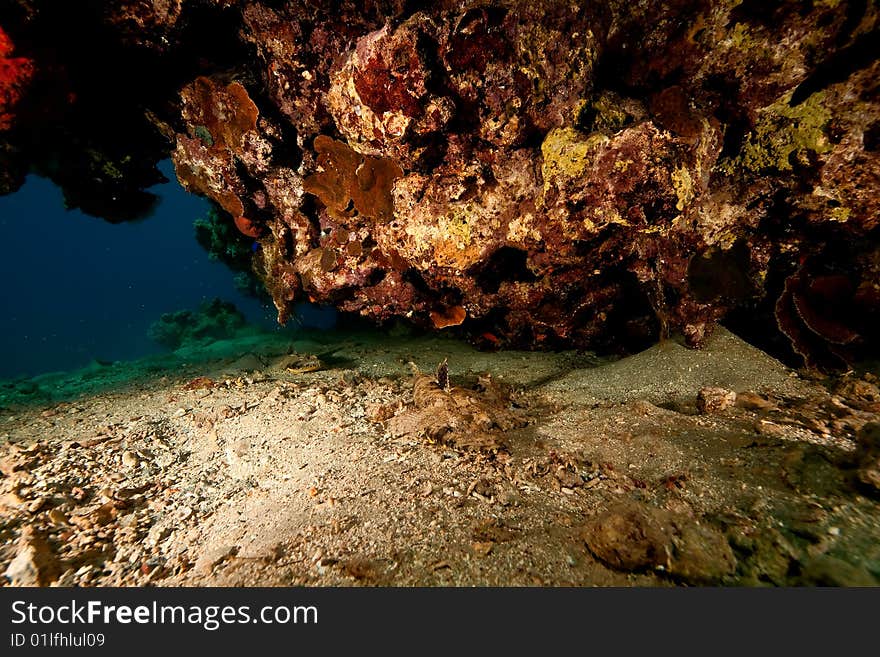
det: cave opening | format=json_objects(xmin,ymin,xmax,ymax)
[{"xmin": 0, "ymin": 160, "xmax": 333, "ymax": 379}]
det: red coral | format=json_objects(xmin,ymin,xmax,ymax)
[
  {"xmin": 353, "ymin": 25, "xmax": 428, "ymax": 118},
  {"xmin": 0, "ymin": 26, "xmax": 35, "ymax": 131},
  {"xmin": 0, "ymin": 26, "xmax": 12, "ymax": 58},
  {"xmin": 775, "ymin": 260, "xmax": 877, "ymax": 370}
]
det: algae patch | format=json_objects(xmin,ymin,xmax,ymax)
[
  {"xmin": 730, "ymin": 92, "xmax": 832, "ymax": 174},
  {"xmin": 540, "ymin": 127, "xmax": 609, "ymax": 191}
]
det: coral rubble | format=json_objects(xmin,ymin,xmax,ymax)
[{"xmin": 1, "ymin": 0, "xmax": 878, "ymax": 365}]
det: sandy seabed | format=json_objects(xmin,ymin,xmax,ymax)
[{"xmin": 1, "ymin": 327, "xmax": 879, "ymax": 587}]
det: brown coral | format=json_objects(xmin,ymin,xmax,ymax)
[
  {"xmin": 3, "ymin": 0, "xmax": 880, "ymax": 367},
  {"xmin": 303, "ymin": 135, "xmax": 403, "ymax": 223}
]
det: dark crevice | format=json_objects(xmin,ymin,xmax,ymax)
[
  {"xmin": 835, "ymin": 0, "xmax": 868, "ymax": 47},
  {"xmin": 471, "ymin": 247, "xmax": 537, "ymax": 294},
  {"xmin": 864, "ymin": 122, "xmax": 880, "ymax": 152},
  {"xmin": 402, "ymin": 268, "xmax": 433, "ymax": 295},
  {"xmin": 232, "ymin": 159, "xmax": 273, "ymax": 226},
  {"xmin": 366, "ymin": 268, "xmax": 387, "ymax": 287},
  {"xmin": 688, "ymin": 240, "xmax": 755, "ymax": 304},
  {"xmin": 790, "ymin": 28, "xmax": 880, "ymax": 106},
  {"xmin": 251, "ymin": 97, "xmax": 302, "ymax": 170}
]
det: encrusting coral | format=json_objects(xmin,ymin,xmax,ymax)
[{"xmin": 1, "ymin": 0, "xmax": 879, "ymax": 367}]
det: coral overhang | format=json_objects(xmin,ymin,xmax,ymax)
[{"xmin": 1, "ymin": 0, "xmax": 878, "ymax": 366}]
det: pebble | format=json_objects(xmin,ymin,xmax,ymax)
[
  {"xmin": 4, "ymin": 527, "xmax": 61, "ymax": 586},
  {"xmin": 27, "ymin": 497, "xmax": 48, "ymax": 514},
  {"xmin": 147, "ymin": 525, "xmax": 170, "ymax": 546},
  {"xmin": 48, "ymin": 508, "xmax": 68, "ymax": 525},
  {"xmin": 121, "ymin": 450, "xmax": 139, "ymax": 469},
  {"xmin": 697, "ymin": 387, "xmax": 737, "ymax": 414}
]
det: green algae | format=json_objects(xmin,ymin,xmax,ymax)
[
  {"xmin": 730, "ymin": 91, "xmax": 833, "ymax": 174},
  {"xmin": 671, "ymin": 166, "xmax": 695, "ymax": 213},
  {"xmin": 577, "ymin": 91, "xmax": 641, "ymax": 134},
  {"xmin": 193, "ymin": 124, "xmax": 214, "ymax": 146},
  {"xmin": 540, "ymin": 127, "xmax": 609, "ymax": 190},
  {"xmin": 439, "ymin": 207, "xmax": 475, "ymax": 248}
]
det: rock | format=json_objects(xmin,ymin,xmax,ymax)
[
  {"xmin": 726, "ymin": 526, "xmax": 797, "ymax": 587},
  {"xmin": 0, "ymin": 454, "xmax": 25, "ymax": 476},
  {"xmin": 121, "ymin": 450, "xmax": 139, "ymax": 469},
  {"xmin": 554, "ymin": 467, "xmax": 583, "ymax": 489},
  {"xmin": 735, "ymin": 392, "xmax": 778, "ymax": 412},
  {"xmin": 52, "ymin": 569, "xmax": 79, "ymax": 587},
  {"xmin": 27, "ymin": 497, "xmax": 48, "ymax": 514},
  {"xmin": 582, "ymin": 502, "xmax": 671, "ymax": 572},
  {"xmin": 225, "ymin": 438, "xmax": 250, "ymax": 466},
  {"xmin": 92, "ymin": 501, "xmax": 118, "ymax": 526},
  {"xmin": 194, "ymin": 544, "xmax": 237, "ymax": 575},
  {"xmin": 582, "ymin": 500, "xmax": 736, "ymax": 584},
  {"xmin": 798, "ymin": 555, "xmax": 878, "ymax": 587},
  {"xmin": 3, "ymin": 2, "xmax": 876, "ymax": 365},
  {"xmin": 226, "ymin": 353, "xmax": 266, "ymax": 373},
  {"xmin": 47, "ymin": 508, "xmax": 68, "ymax": 525},
  {"xmin": 0, "ymin": 491, "xmax": 25, "ymax": 511},
  {"xmin": 4, "ymin": 527, "xmax": 61, "ymax": 586},
  {"xmin": 697, "ymin": 387, "xmax": 737, "ymax": 414},
  {"xmin": 836, "ymin": 379, "xmax": 880, "ymax": 411},
  {"xmin": 146, "ymin": 524, "xmax": 170, "ymax": 546},
  {"xmin": 668, "ymin": 520, "xmax": 737, "ymax": 585},
  {"xmin": 854, "ymin": 422, "xmax": 880, "ymax": 495}
]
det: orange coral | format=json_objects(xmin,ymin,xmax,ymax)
[
  {"xmin": 430, "ymin": 305, "xmax": 466, "ymax": 329},
  {"xmin": 173, "ymin": 78, "xmax": 266, "ymax": 236},
  {"xmin": 234, "ymin": 215, "xmax": 263, "ymax": 238},
  {"xmin": 302, "ymin": 135, "xmax": 362, "ymax": 216},
  {"xmin": 303, "ymin": 135, "xmax": 403, "ymax": 223}
]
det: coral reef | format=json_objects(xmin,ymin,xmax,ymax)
[
  {"xmin": 1, "ymin": 0, "xmax": 879, "ymax": 365},
  {"xmin": 147, "ymin": 298, "xmax": 247, "ymax": 350},
  {"xmin": 193, "ymin": 206, "xmax": 265, "ymax": 297}
]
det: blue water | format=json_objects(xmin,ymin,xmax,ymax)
[{"xmin": 0, "ymin": 160, "xmax": 332, "ymax": 379}]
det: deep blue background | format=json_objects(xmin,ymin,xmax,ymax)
[{"xmin": 0, "ymin": 160, "xmax": 323, "ymax": 379}]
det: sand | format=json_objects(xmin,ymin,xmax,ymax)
[{"xmin": 1, "ymin": 326, "xmax": 879, "ymax": 587}]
